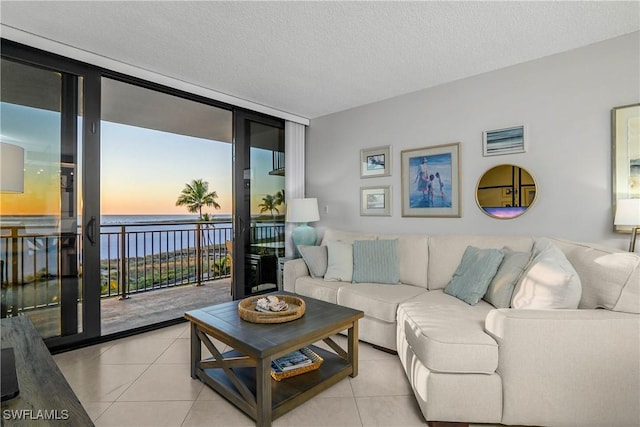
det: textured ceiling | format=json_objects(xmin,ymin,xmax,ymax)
[{"xmin": 1, "ymin": 1, "xmax": 639, "ymax": 119}]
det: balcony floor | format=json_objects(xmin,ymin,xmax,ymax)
[
  {"xmin": 101, "ymin": 278, "xmax": 232, "ymax": 335},
  {"xmin": 18, "ymin": 278, "xmax": 233, "ymax": 339}
]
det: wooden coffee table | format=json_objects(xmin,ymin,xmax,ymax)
[{"xmin": 185, "ymin": 292, "xmax": 364, "ymax": 427}]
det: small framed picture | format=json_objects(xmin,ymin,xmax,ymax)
[
  {"xmin": 483, "ymin": 125, "xmax": 526, "ymax": 156},
  {"xmin": 361, "ymin": 146, "xmax": 391, "ymax": 178},
  {"xmin": 360, "ymin": 185, "xmax": 392, "ymax": 216}
]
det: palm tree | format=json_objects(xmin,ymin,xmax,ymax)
[
  {"xmin": 258, "ymin": 194, "xmax": 279, "ymax": 219},
  {"xmin": 274, "ymin": 189, "xmax": 285, "ymax": 211},
  {"xmin": 175, "ymin": 179, "xmax": 221, "ymax": 219}
]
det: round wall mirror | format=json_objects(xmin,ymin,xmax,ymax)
[{"xmin": 476, "ymin": 164, "xmax": 537, "ymax": 219}]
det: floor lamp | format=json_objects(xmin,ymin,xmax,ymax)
[{"xmin": 614, "ymin": 199, "xmax": 640, "ymax": 252}]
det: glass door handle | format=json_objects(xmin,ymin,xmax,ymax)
[
  {"xmin": 237, "ymin": 217, "xmax": 245, "ymax": 235},
  {"xmin": 86, "ymin": 216, "xmax": 97, "ymax": 246}
]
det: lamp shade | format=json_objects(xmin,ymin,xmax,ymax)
[
  {"xmin": 286, "ymin": 198, "xmax": 320, "ymax": 223},
  {"xmin": 614, "ymin": 199, "xmax": 640, "ymax": 226},
  {"xmin": 0, "ymin": 142, "xmax": 25, "ymax": 193}
]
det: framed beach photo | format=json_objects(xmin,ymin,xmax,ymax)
[
  {"xmin": 401, "ymin": 143, "xmax": 460, "ymax": 217},
  {"xmin": 360, "ymin": 146, "xmax": 391, "ymax": 178},
  {"xmin": 612, "ymin": 103, "xmax": 640, "ymax": 232},
  {"xmin": 483, "ymin": 125, "xmax": 526, "ymax": 156},
  {"xmin": 360, "ymin": 185, "xmax": 391, "ymax": 216}
]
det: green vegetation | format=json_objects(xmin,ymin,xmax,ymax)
[
  {"xmin": 176, "ymin": 179, "xmax": 221, "ymax": 219},
  {"xmin": 100, "ymin": 245, "xmax": 230, "ymax": 297}
]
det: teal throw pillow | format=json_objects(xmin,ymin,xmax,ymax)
[
  {"xmin": 444, "ymin": 246, "xmax": 504, "ymax": 305},
  {"xmin": 352, "ymin": 239, "xmax": 400, "ymax": 284},
  {"xmin": 483, "ymin": 247, "xmax": 532, "ymax": 308}
]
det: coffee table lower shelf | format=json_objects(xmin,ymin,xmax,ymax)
[{"xmin": 196, "ymin": 345, "xmax": 351, "ymax": 421}]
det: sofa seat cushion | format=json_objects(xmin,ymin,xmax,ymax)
[
  {"xmin": 294, "ymin": 276, "xmax": 342, "ymax": 304},
  {"xmin": 337, "ymin": 283, "xmax": 426, "ymax": 323},
  {"xmin": 398, "ymin": 290, "xmax": 498, "ymax": 374}
]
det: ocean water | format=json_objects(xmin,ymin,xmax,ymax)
[
  {"xmin": 100, "ymin": 215, "xmax": 234, "ymax": 260},
  {"xmin": 1, "ymin": 214, "xmax": 280, "ymax": 263}
]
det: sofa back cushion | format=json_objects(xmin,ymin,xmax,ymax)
[
  {"xmin": 322, "ymin": 230, "xmax": 429, "ymax": 288},
  {"xmin": 427, "ymin": 235, "xmax": 535, "ymax": 291},
  {"xmin": 378, "ymin": 234, "xmax": 429, "ymax": 288},
  {"xmin": 321, "ymin": 229, "xmax": 377, "ymax": 245},
  {"xmin": 549, "ymin": 238, "xmax": 640, "ymax": 314}
]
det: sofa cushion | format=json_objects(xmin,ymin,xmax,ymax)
[
  {"xmin": 428, "ymin": 235, "xmax": 534, "ymax": 290},
  {"xmin": 298, "ymin": 245, "xmax": 328, "ymax": 278},
  {"xmin": 549, "ymin": 237, "xmax": 640, "ymax": 314},
  {"xmin": 293, "ymin": 276, "xmax": 341, "ymax": 304},
  {"xmin": 484, "ymin": 247, "xmax": 531, "ymax": 308},
  {"xmin": 398, "ymin": 290, "xmax": 498, "ymax": 374},
  {"xmin": 444, "ymin": 246, "xmax": 504, "ymax": 305},
  {"xmin": 352, "ymin": 239, "xmax": 400, "ymax": 284},
  {"xmin": 337, "ymin": 283, "xmax": 425, "ymax": 323},
  {"xmin": 511, "ymin": 239, "xmax": 581, "ymax": 309},
  {"xmin": 321, "ymin": 229, "xmax": 377, "ymax": 245},
  {"xmin": 324, "ymin": 240, "xmax": 353, "ymax": 282},
  {"xmin": 378, "ymin": 234, "xmax": 429, "ymax": 288}
]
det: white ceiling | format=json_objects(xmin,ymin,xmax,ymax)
[{"xmin": 1, "ymin": 1, "xmax": 639, "ymax": 120}]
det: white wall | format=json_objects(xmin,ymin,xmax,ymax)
[{"xmin": 305, "ymin": 32, "xmax": 640, "ymax": 252}]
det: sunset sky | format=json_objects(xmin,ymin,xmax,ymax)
[{"xmin": 1, "ymin": 103, "xmax": 284, "ymax": 217}]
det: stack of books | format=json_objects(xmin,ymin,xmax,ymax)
[{"xmin": 270, "ymin": 347, "xmax": 322, "ymax": 380}]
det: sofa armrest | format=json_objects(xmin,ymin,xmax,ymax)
[
  {"xmin": 485, "ymin": 309, "xmax": 640, "ymax": 426},
  {"xmin": 283, "ymin": 258, "xmax": 309, "ymax": 293}
]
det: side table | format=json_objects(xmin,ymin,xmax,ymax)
[{"xmin": 277, "ymin": 257, "xmax": 294, "ymax": 290}]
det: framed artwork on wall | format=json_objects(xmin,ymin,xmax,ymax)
[
  {"xmin": 360, "ymin": 146, "xmax": 391, "ymax": 178},
  {"xmin": 401, "ymin": 142, "xmax": 460, "ymax": 217},
  {"xmin": 612, "ymin": 103, "xmax": 640, "ymax": 232},
  {"xmin": 483, "ymin": 125, "xmax": 526, "ymax": 156},
  {"xmin": 360, "ymin": 185, "xmax": 391, "ymax": 216}
]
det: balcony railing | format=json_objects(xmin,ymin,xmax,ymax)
[{"xmin": 0, "ymin": 220, "xmax": 284, "ymax": 316}]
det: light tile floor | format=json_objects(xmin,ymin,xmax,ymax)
[{"xmin": 53, "ymin": 323, "xmax": 431, "ymax": 427}]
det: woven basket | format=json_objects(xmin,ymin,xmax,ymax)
[
  {"xmin": 238, "ymin": 295, "xmax": 305, "ymax": 324},
  {"xmin": 270, "ymin": 347, "xmax": 323, "ymax": 381}
]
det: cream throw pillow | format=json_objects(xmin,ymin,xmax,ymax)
[
  {"xmin": 324, "ymin": 240, "xmax": 353, "ymax": 282},
  {"xmin": 511, "ymin": 239, "xmax": 581, "ymax": 309}
]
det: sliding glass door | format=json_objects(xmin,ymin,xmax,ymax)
[
  {"xmin": 233, "ymin": 111, "xmax": 285, "ymax": 299},
  {"xmin": 0, "ymin": 52, "xmax": 101, "ymax": 347}
]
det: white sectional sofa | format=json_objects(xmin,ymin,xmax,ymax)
[{"xmin": 282, "ymin": 229, "xmax": 640, "ymax": 426}]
